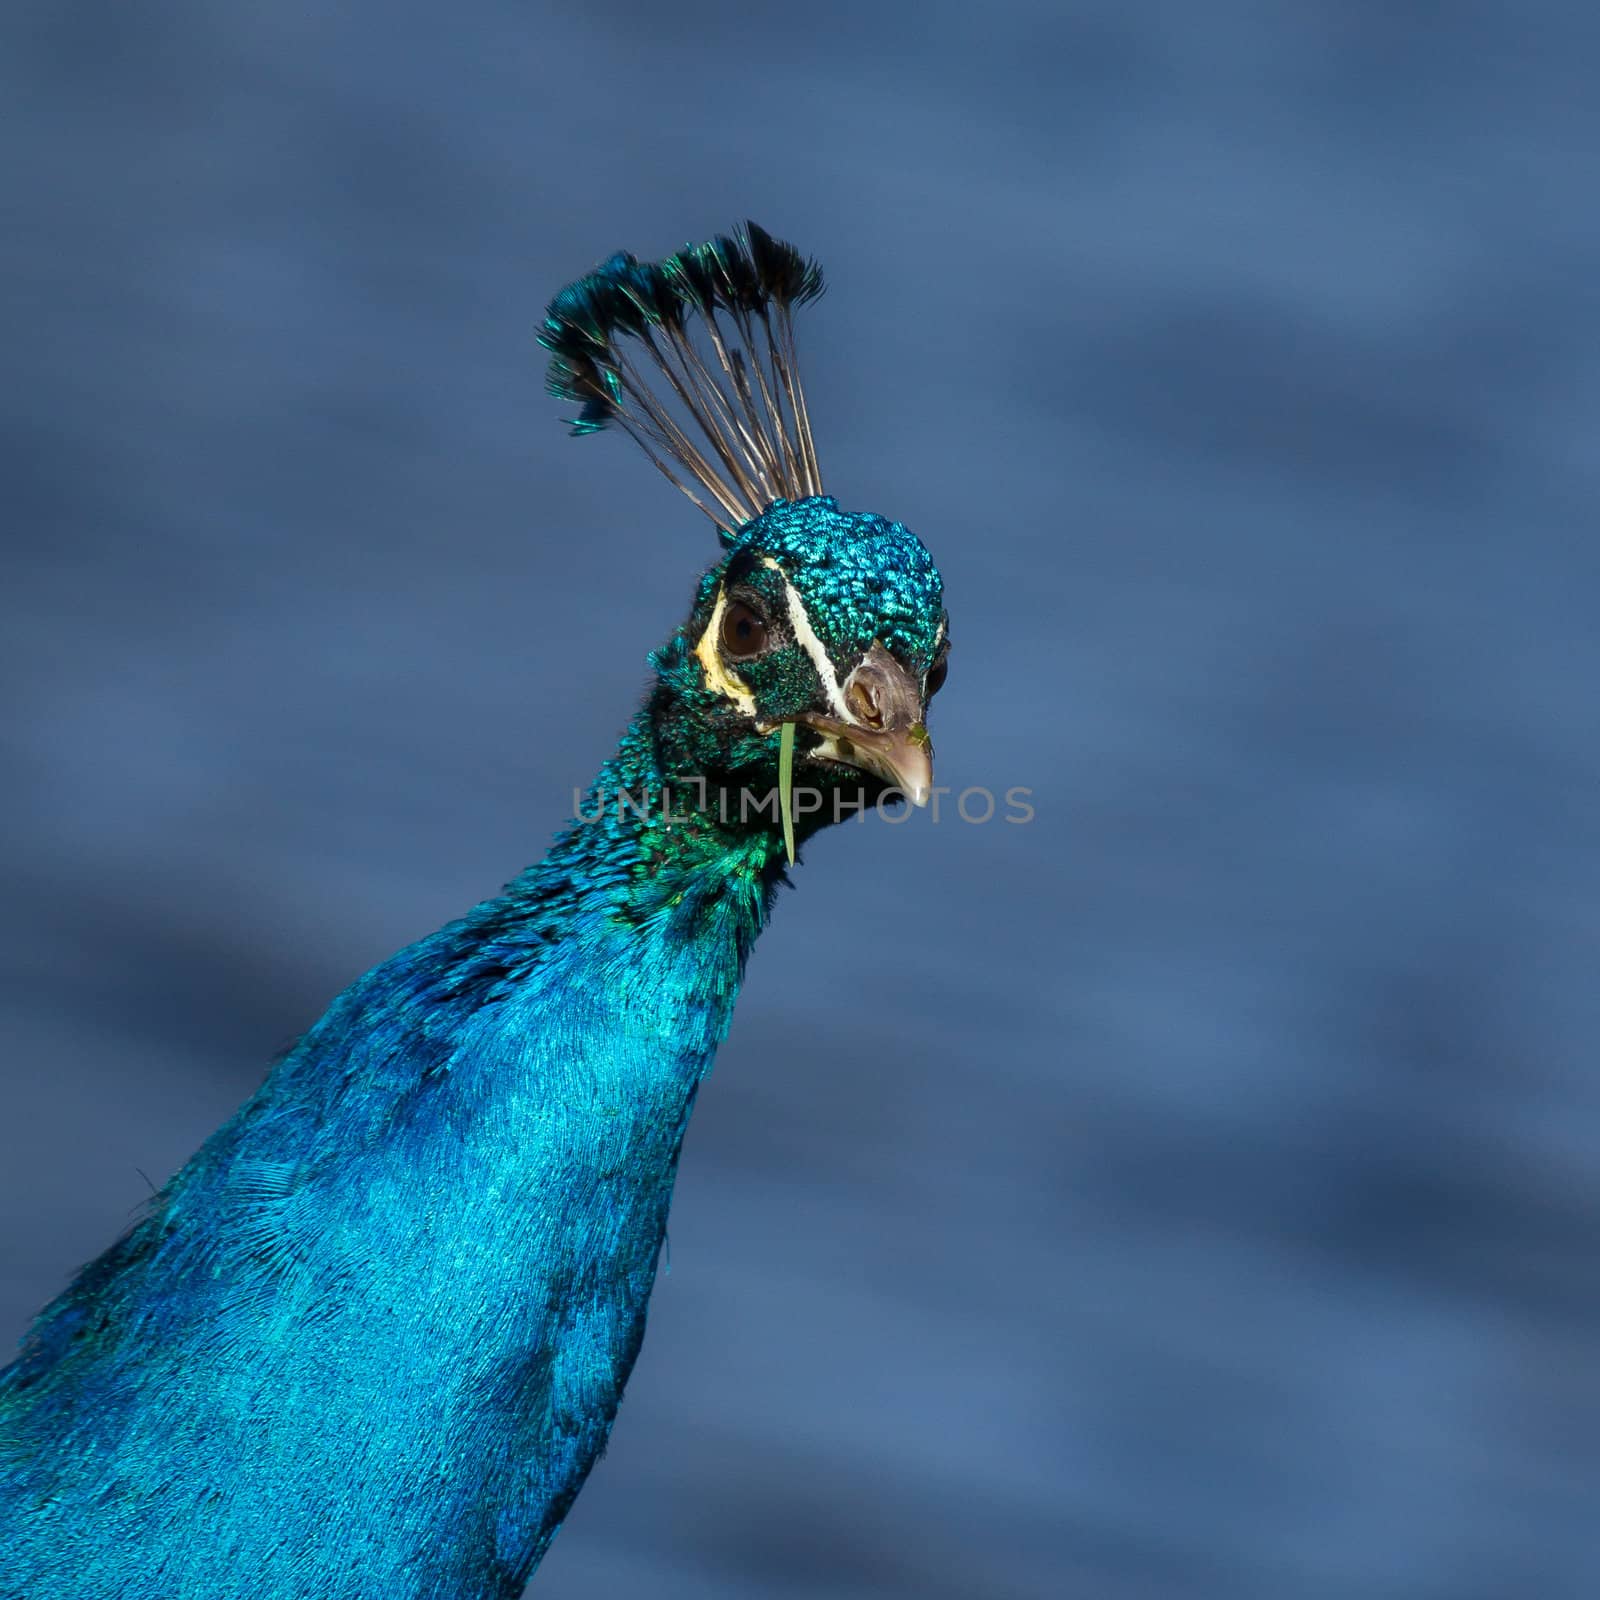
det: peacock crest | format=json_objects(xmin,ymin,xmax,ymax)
[{"xmin": 539, "ymin": 221, "xmax": 825, "ymax": 531}]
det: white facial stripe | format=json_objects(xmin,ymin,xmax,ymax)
[
  {"xmin": 759, "ymin": 556, "xmax": 854, "ymax": 723},
  {"xmin": 693, "ymin": 586, "xmax": 757, "ymax": 715}
]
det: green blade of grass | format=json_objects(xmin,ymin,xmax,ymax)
[{"xmin": 778, "ymin": 720, "xmax": 796, "ymax": 866}]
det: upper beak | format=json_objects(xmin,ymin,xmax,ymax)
[{"xmin": 798, "ymin": 643, "xmax": 935, "ymax": 807}]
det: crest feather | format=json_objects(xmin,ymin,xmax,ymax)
[{"xmin": 539, "ymin": 221, "xmax": 826, "ymax": 530}]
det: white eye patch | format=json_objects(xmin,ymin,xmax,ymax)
[{"xmin": 693, "ymin": 586, "xmax": 757, "ymax": 715}]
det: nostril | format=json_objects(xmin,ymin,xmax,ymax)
[{"xmin": 846, "ymin": 676, "xmax": 884, "ymax": 728}]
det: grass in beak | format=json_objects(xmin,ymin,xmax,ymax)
[{"xmin": 778, "ymin": 720, "xmax": 796, "ymax": 866}]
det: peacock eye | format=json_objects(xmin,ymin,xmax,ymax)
[
  {"xmin": 925, "ymin": 646, "xmax": 949, "ymax": 698},
  {"xmin": 720, "ymin": 599, "xmax": 769, "ymax": 659}
]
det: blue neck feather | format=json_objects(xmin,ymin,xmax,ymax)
[{"xmin": 1, "ymin": 707, "xmax": 787, "ymax": 1599}]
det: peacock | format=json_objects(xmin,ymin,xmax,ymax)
[{"xmin": 0, "ymin": 222, "xmax": 949, "ymax": 1599}]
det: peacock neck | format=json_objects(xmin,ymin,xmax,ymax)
[
  {"xmin": 0, "ymin": 707, "xmax": 798, "ymax": 1600},
  {"xmin": 494, "ymin": 701, "xmax": 791, "ymax": 995}
]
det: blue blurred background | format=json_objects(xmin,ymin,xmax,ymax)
[{"xmin": 4, "ymin": 2, "xmax": 1599, "ymax": 1594}]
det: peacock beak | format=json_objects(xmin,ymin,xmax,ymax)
[
  {"xmin": 819, "ymin": 721, "xmax": 934, "ymax": 807},
  {"xmin": 798, "ymin": 644, "xmax": 935, "ymax": 807}
]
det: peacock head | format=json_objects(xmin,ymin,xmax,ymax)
[
  {"xmin": 655, "ymin": 495, "xmax": 946, "ymax": 813},
  {"xmin": 541, "ymin": 222, "xmax": 947, "ymax": 836}
]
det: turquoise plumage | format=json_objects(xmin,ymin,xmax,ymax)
[{"xmin": 0, "ymin": 224, "xmax": 948, "ymax": 1598}]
